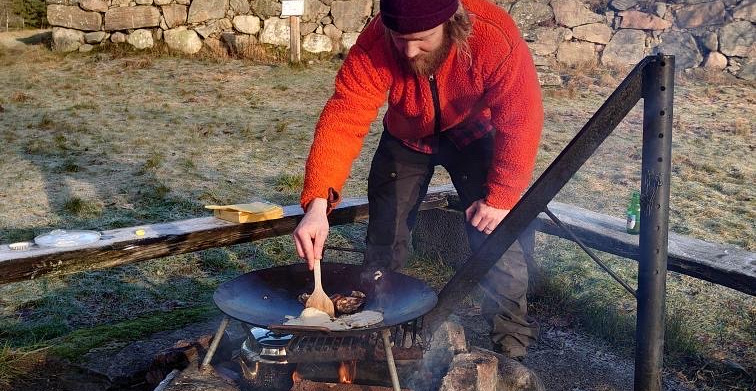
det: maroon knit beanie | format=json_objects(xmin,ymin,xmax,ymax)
[{"xmin": 380, "ymin": 0, "xmax": 459, "ymax": 34}]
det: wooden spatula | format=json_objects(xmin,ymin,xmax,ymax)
[{"xmin": 305, "ymin": 258, "xmax": 335, "ymax": 318}]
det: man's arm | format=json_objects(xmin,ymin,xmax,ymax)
[
  {"xmin": 299, "ymin": 34, "xmax": 392, "ymax": 213},
  {"xmin": 483, "ymin": 38, "xmax": 544, "ymax": 210},
  {"xmin": 295, "ymin": 24, "xmax": 392, "ymax": 264}
]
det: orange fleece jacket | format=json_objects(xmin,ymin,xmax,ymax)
[{"xmin": 301, "ymin": 0, "xmax": 543, "ymax": 211}]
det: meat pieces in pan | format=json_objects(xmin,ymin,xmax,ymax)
[{"xmin": 298, "ymin": 290, "xmax": 366, "ymax": 315}]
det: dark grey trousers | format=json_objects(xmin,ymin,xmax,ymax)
[{"xmin": 364, "ymin": 131, "xmax": 539, "ymax": 358}]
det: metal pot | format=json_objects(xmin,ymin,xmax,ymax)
[
  {"xmin": 239, "ymin": 327, "xmax": 296, "ymax": 390},
  {"xmin": 242, "ymin": 327, "xmax": 292, "ymax": 363}
]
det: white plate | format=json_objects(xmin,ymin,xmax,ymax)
[{"xmin": 34, "ymin": 229, "xmax": 101, "ymax": 247}]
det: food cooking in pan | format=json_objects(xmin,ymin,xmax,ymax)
[
  {"xmin": 284, "ymin": 290, "xmax": 383, "ymax": 330},
  {"xmin": 297, "ymin": 290, "xmax": 366, "ymax": 315}
]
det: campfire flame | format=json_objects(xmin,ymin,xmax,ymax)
[
  {"xmin": 338, "ymin": 360, "xmax": 356, "ymax": 384},
  {"xmin": 292, "ymin": 370, "xmax": 301, "ymax": 383}
]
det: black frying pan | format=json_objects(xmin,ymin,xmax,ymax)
[{"xmin": 213, "ymin": 263, "xmax": 437, "ymax": 334}]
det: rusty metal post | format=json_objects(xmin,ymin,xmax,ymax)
[{"xmin": 635, "ymin": 54, "xmax": 674, "ymax": 391}]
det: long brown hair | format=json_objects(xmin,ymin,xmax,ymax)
[{"xmin": 446, "ymin": 4, "xmax": 473, "ymax": 62}]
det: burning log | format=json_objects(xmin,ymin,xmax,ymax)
[{"xmin": 290, "ymin": 379, "xmax": 411, "ymax": 391}]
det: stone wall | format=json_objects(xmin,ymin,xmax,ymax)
[{"xmin": 47, "ymin": 0, "xmax": 755, "ymax": 80}]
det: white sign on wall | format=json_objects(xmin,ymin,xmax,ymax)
[{"xmin": 281, "ymin": 0, "xmax": 305, "ymax": 17}]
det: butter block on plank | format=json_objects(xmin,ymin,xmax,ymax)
[{"xmin": 205, "ymin": 202, "xmax": 284, "ymax": 223}]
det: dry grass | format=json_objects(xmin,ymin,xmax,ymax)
[
  {"xmin": 10, "ymin": 92, "xmax": 31, "ymax": 103},
  {"xmin": 0, "ymin": 37, "xmax": 753, "ymax": 390},
  {"xmin": 732, "ymin": 117, "xmax": 751, "ymax": 137},
  {"xmin": 0, "ymin": 346, "xmax": 37, "ymax": 390}
]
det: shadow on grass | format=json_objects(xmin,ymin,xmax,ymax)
[{"xmin": 16, "ymin": 31, "xmax": 51, "ymax": 46}]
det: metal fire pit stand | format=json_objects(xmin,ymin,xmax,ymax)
[
  {"xmin": 381, "ymin": 329, "xmax": 402, "ymax": 391},
  {"xmin": 424, "ymin": 54, "xmax": 674, "ymax": 391},
  {"xmin": 200, "ymin": 316, "xmax": 403, "ymax": 391},
  {"xmin": 201, "ymin": 315, "xmax": 230, "ymax": 371}
]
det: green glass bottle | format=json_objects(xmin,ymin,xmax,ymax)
[{"xmin": 626, "ymin": 191, "xmax": 641, "ymax": 235}]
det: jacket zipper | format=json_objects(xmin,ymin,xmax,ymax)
[{"xmin": 429, "ymin": 74, "xmax": 442, "ymax": 136}]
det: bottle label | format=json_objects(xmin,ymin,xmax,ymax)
[{"xmin": 627, "ymin": 214, "xmax": 637, "ymax": 230}]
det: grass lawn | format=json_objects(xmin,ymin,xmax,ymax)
[{"xmin": 0, "ymin": 41, "xmax": 753, "ymax": 390}]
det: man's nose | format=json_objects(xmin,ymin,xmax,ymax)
[{"xmin": 404, "ymin": 43, "xmax": 421, "ymax": 59}]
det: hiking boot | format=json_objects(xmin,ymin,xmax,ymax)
[{"xmin": 492, "ymin": 343, "xmax": 525, "ymax": 362}]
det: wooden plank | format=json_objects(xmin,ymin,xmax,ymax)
[
  {"xmin": 0, "ymin": 188, "xmax": 452, "ymax": 285},
  {"xmin": 535, "ymin": 202, "xmax": 756, "ymax": 296}
]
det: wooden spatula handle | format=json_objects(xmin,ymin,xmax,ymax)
[{"xmin": 314, "ymin": 258, "xmax": 322, "ymax": 289}]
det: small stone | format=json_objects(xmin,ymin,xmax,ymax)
[
  {"xmin": 703, "ymin": 52, "xmax": 727, "ymax": 70},
  {"xmin": 654, "ymin": 2, "xmax": 666, "ymax": 17},
  {"xmin": 701, "ymin": 31, "xmax": 718, "ymax": 52},
  {"xmin": 127, "ymin": 29, "xmax": 154, "ymax": 49},
  {"xmin": 79, "ymin": 0, "xmax": 108, "ymax": 12},
  {"xmin": 537, "ymin": 71, "xmax": 562, "ymax": 86},
  {"xmin": 610, "ymin": 0, "xmax": 638, "ymax": 11},
  {"xmin": 556, "ymin": 41, "xmax": 597, "ymax": 67},
  {"xmin": 111, "ymin": 31, "xmax": 127, "ymax": 43},
  {"xmin": 163, "ymin": 26, "xmax": 202, "ymax": 54},
  {"xmin": 84, "ymin": 31, "xmax": 108, "ymax": 44},
  {"xmin": 618, "ymin": 10, "xmax": 672, "ymax": 30},
  {"xmin": 302, "ymin": 33, "xmax": 332, "ymax": 53},
  {"xmin": 341, "ymin": 32, "xmax": 359, "ymax": 52},
  {"xmin": 232, "ymin": 15, "xmax": 260, "ymax": 35},
  {"xmin": 736, "ymin": 57, "xmax": 755, "ymax": 81}
]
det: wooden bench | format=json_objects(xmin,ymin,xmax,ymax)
[
  {"xmin": 1, "ymin": 186, "xmax": 753, "ymax": 296},
  {"xmin": 534, "ymin": 202, "xmax": 755, "ymax": 296}
]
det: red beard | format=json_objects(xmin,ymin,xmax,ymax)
[{"xmin": 396, "ymin": 34, "xmax": 452, "ymax": 77}]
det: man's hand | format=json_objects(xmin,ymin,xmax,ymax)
[
  {"xmin": 293, "ymin": 198, "xmax": 329, "ymax": 270},
  {"xmin": 465, "ymin": 199, "xmax": 510, "ymax": 235}
]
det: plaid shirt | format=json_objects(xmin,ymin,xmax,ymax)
[{"xmin": 398, "ymin": 118, "xmax": 494, "ymax": 154}]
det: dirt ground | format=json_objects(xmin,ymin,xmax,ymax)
[{"xmin": 0, "ymin": 29, "xmax": 753, "ymax": 391}]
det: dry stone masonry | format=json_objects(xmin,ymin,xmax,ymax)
[{"xmin": 47, "ymin": 0, "xmax": 755, "ymax": 80}]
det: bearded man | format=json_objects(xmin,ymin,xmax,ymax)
[{"xmin": 293, "ymin": 0, "xmax": 543, "ymax": 360}]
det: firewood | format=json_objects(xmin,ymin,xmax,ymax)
[{"xmin": 290, "ymin": 379, "xmax": 411, "ymax": 390}]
